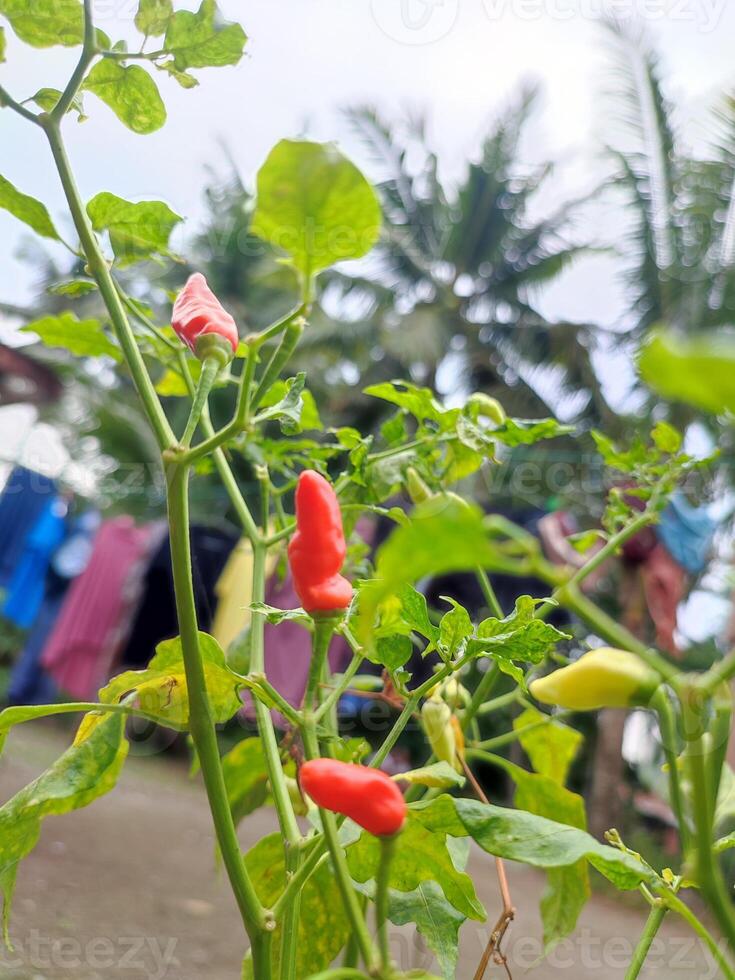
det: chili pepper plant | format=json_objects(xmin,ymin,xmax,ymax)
[{"xmin": 1, "ymin": 4, "xmax": 735, "ymax": 979}]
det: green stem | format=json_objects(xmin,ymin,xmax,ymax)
[
  {"xmin": 304, "ymin": 746, "xmax": 376, "ymax": 971},
  {"xmin": 475, "ymin": 567, "xmax": 503, "ymax": 618},
  {"xmin": 662, "ymin": 890, "xmax": 735, "ymax": 980},
  {"xmin": 44, "ymin": 122, "xmax": 175, "ymax": 451},
  {"xmin": 376, "ymin": 835, "xmax": 396, "ymax": 972},
  {"xmin": 0, "ymin": 84, "xmax": 42, "ymax": 124},
  {"xmin": 301, "ymin": 636, "xmax": 377, "ymax": 972},
  {"xmin": 280, "ymin": 840, "xmax": 303, "ymax": 980},
  {"xmin": 166, "ymin": 467, "xmax": 268, "ymax": 951},
  {"xmin": 651, "ymin": 688, "xmax": 690, "ymax": 853},
  {"xmin": 626, "ymin": 903, "xmax": 668, "ymax": 980},
  {"xmin": 470, "ymin": 711, "xmax": 572, "ymax": 753},
  {"xmin": 250, "ymin": 543, "xmax": 301, "ymax": 845},
  {"xmin": 314, "ymin": 649, "xmax": 365, "ymax": 725},
  {"xmin": 176, "ymin": 352, "xmax": 260, "ymax": 544},
  {"xmin": 245, "ymin": 675, "xmax": 302, "ymax": 729},
  {"xmin": 53, "ymin": 0, "xmax": 95, "ymax": 121},
  {"xmin": 461, "ymin": 663, "xmax": 500, "ymax": 732},
  {"xmin": 474, "ymin": 688, "xmax": 523, "ymax": 718},
  {"xmin": 565, "ymin": 503, "xmax": 659, "ymax": 593},
  {"xmin": 181, "ymin": 356, "xmax": 220, "ymax": 448},
  {"xmin": 271, "ymin": 842, "xmax": 327, "ymax": 921},
  {"xmin": 686, "ymin": 729, "xmax": 735, "ymax": 954},
  {"xmin": 251, "ymin": 318, "xmax": 304, "ymax": 411},
  {"xmin": 701, "ymin": 649, "xmax": 735, "ymax": 695}
]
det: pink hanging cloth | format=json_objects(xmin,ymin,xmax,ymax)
[{"xmin": 41, "ymin": 516, "xmax": 157, "ymax": 700}]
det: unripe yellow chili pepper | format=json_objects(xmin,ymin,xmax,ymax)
[
  {"xmin": 467, "ymin": 392, "xmax": 506, "ymax": 427},
  {"xmin": 529, "ymin": 647, "xmax": 658, "ymax": 711},
  {"xmin": 421, "ymin": 695, "xmax": 464, "ymax": 772}
]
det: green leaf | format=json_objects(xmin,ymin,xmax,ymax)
[
  {"xmin": 0, "ymin": 174, "xmax": 60, "ymax": 240},
  {"xmin": 96, "ymin": 632, "xmax": 242, "ymax": 730},
  {"xmin": 412, "ymin": 795, "xmax": 654, "ymax": 891},
  {"xmin": 471, "ymin": 596, "xmax": 570, "ymax": 665},
  {"xmin": 505, "ymin": 761, "xmax": 590, "ymax": 946},
  {"xmin": 651, "ymin": 420, "xmax": 682, "ymax": 454},
  {"xmin": 256, "ymin": 372, "xmax": 307, "ymax": 433},
  {"xmin": 251, "ymin": 139, "xmax": 381, "ymax": 279},
  {"xmin": 86, "ymin": 191, "xmax": 182, "ymax": 264},
  {"xmin": 21, "ymin": 312, "xmax": 121, "ymax": 360},
  {"xmin": 244, "ymin": 832, "xmax": 350, "ymax": 977},
  {"xmin": 0, "ymin": 712, "xmax": 128, "ymax": 944},
  {"xmin": 155, "ymin": 367, "xmax": 190, "ymax": 397},
  {"xmin": 48, "ymin": 278, "xmax": 97, "ymax": 297},
  {"xmin": 494, "ymin": 417, "xmax": 574, "ymax": 447},
  {"xmin": 135, "ymin": 0, "xmax": 172, "ymax": 35},
  {"xmin": 365, "ymin": 380, "xmax": 443, "ymax": 423},
  {"xmin": 250, "ymin": 602, "xmax": 310, "ymax": 627},
  {"xmin": 0, "ymin": 0, "xmax": 83, "ymax": 47},
  {"xmin": 396, "ymin": 761, "xmax": 465, "ymax": 790},
  {"xmin": 163, "ymin": 0, "xmax": 246, "ymax": 70},
  {"xmin": 438, "ymin": 599, "xmax": 473, "ymax": 658},
  {"xmin": 513, "ymin": 706, "xmax": 582, "ymax": 785},
  {"xmin": 371, "ymin": 633, "xmax": 413, "ymax": 670},
  {"xmin": 639, "ymin": 329, "xmax": 735, "ymax": 416},
  {"xmin": 83, "ymin": 60, "xmax": 166, "ymax": 134},
  {"xmin": 221, "ymin": 737, "xmax": 269, "ymax": 823},
  {"xmin": 155, "ymin": 59, "xmax": 199, "ymax": 89},
  {"xmin": 0, "ymin": 26, "xmax": 6, "ymax": 61},
  {"xmin": 347, "ymin": 809, "xmax": 486, "ymax": 922},
  {"xmin": 260, "ymin": 379, "xmax": 322, "ymax": 430},
  {"xmin": 30, "ymin": 86, "xmax": 86, "ymax": 120}
]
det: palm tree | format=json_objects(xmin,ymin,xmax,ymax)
[
  {"xmin": 334, "ymin": 88, "xmax": 617, "ymax": 429},
  {"xmin": 605, "ymin": 19, "xmax": 735, "ymax": 337}
]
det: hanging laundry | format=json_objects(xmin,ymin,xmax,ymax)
[
  {"xmin": 2, "ymin": 495, "xmax": 68, "ymax": 629},
  {"xmin": 657, "ymin": 493, "xmax": 715, "ymax": 576},
  {"xmin": 8, "ymin": 511, "xmax": 101, "ymax": 705},
  {"xmin": 41, "ymin": 517, "xmax": 156, "ymax": 700},
  {"xmin": 0, "ymin": 467, "xmax": 56, "ymax": 588},
  {"xmin": 211, "ymin": 538, "xmax": 280, "ymax": 654},
  {"xmin": 122, "ymin": 525, "xmax": 237, "ymax": 668},
  {"xmin": 247, "ymin": 569, "xmax": 351, "ymax": 719},
  {"xmin": 537, "ymin": 510, "xmax": 607, "ymax": 593},
  {"xmin": 641, "ymin": 543, "xmax": 687, "ymax": 657}
]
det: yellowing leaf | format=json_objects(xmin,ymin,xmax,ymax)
[{"xmin": 83, "ymin": 60, "xmax": 166, "ymax": 134}]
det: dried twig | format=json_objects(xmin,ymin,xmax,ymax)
[{"xmin": 462, "ymin": 757, "xmax": 515, "ymax": 980}]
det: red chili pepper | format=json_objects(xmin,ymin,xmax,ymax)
[
  {"xmin": 287, "ymin": 470, "xmax": 352, "ymax": 614},
  {"xmin": 300, "ymin": 759, "xmax": 407, "ymax": 837},
  {"xmin": 172, "ymin": 273, "xmax": 239, "ymax": 360}
]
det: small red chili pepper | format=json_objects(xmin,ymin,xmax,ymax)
[
  {"xmin": 300, "ymin": 758, "xmax": 407, "ymax": 837},
  {"xmin": 172, "ymin": 273, "xmax": 239, "ymax": 361},
  {"xmin": 287, "ymin": 470, "xmax": 352, "ymax": 614}
]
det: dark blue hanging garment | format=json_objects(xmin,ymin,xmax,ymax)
[
  {"xmin": 0, "ymin": 467, "xmax": 57, "ymax": 589},
  {"xmin": 7, "ymin": 510, "xmax": 100, "ymax": 706},
  {"xmin": 3, "ymin": 497, "xmax": 68, "ymax": 628}
]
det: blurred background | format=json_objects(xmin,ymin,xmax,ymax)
[{"xmin": 2, "ymin": 2, "xmax": 735, "ymax": 977}]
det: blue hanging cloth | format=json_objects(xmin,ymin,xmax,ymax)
[
  {"xmin": 7, "ymin": 510, "xmax": 100, "ymax": 706},
  {"xmin": 656, "ymin": 493, "xmax": 716, "ymax": 576},
  {"xmin": 2, "ymin": 496, "xmax": 69, "ymax": 628},
  {"xmin": 0, "ymin": 467, "xmax": 57, "ymax": 588}
]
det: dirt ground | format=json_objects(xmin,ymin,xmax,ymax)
[{"xmin": 0, "ymin": 723, "xmax": 721, "ymax": 980}]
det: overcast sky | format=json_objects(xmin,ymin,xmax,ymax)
[
  {"xmin": 1, "ymin": 0, "xmax": 734, "ymax": 461},
  {"xmin": 2, "ymin": 1, "xmax": 734, "ymax": 314}
]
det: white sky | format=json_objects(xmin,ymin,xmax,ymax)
[
  {"xmin": 1, "ymin": 0, "xmax": 734, "ymax": 456},
  {"xmin": 2, "ymin": 1, "xmax": 734, "ymax": 312}
]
